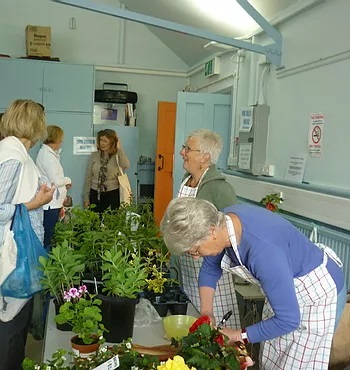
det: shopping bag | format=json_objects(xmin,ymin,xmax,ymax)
[
  {"xmin": 118, "ymin": 172, "xmax": 132, "ymax": 205},
  {"xmin": 0, "ymin": 226, "xmax": 17, "ymax": 286},
  {"xmin": 116, "ymin": 155, "xmax": 132, "ymax": 205},
  {"xmin": 1, "ymin": 204, "xmax": 47, "ymax": 298}
]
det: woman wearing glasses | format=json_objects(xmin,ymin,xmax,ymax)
[
  {"xmin": 161, "ymin": 197, "xmax": 346, "ymax": 370},
  {"xmin": 84, "ymin": 129, "xmax": 130, "ymax": 212},
  {"xmin": 174, "ymin": 129, "xmax": 240, "ymax": 329}
]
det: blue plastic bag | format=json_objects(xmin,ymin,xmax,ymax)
[{"xmin": 1, "ymin": 204, "xmax": 47, "ymax": 298}]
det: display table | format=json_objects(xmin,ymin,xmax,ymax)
[{"xmin": 42, "ymin": 300, "xmax": 199, "ymax": 362}]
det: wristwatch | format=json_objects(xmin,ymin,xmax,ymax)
[{"xmin": 241, "ymin": 328, "xmax": 249, "ymax": 345}]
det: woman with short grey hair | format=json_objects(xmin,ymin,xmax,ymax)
[
  {"xmin": 174, "ymin": 128, "xmax": 240, "ymax": 329},
  {"xmin": 162, "ymin": 197, "xmax": 225, "ymax": 255},
  {"xmin": 161, "ymin": 197, "xmax": 346, "ymax": 370},
  {"xmin": 188, "ymin": 129, "xmax": 223, "ymax": 165}
]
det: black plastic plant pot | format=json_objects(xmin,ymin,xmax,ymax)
[
  {"xmin": 98, "ymin": 295, "xmax": 139, "ymax": 343},
  {"xmin": 152, "ymin": 302, "xmax": 168, "ymax": 317},
  {"xmin": 168, "ymin": 302, "xmax": 188, "ymax": 315},
  {"xmin": 53, "ymin": 299, "xmax": 72, "ymax": 332}
]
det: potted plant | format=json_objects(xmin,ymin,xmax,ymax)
[
  {"xmin": 173, "ymin": 315, "xmax": 254, "ymax": 370},
  {"xmin": 99, "ymin": 245, "xmax": 148, "ymax": 343},
  {"xmin": 39, "ymin": 240, "xmax": 85, "ymax": 331},
  {"xmin": 55, "ymin": 285, "xmax": 106, "ymax": 357}
]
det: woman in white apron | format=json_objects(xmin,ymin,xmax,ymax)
[
  {"xmin": 161, "ymin": 197, "xmax": 347, "ymax": 370},
  {"xmin": 174, "ymin": 129, "xmax": 240, "ymax": 329}
]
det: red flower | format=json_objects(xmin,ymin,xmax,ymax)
[
  {"xmin": 266, "ymin": 203, "xmax": 276, "ymax": 212},
  {"xmin": 214, "ymin": 334, "xmax": 224, "ymax": 346},
  {"xmin": 189, "ymin": 315, "xmax": 211, "ymax": 333}
]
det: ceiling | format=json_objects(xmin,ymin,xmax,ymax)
[{"xmin": 120, "ymin": 0, "xmax": 297, "ymax": 67}]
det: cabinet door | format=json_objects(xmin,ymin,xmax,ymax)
[
  {"xmin": 0, "ymin": 59, "xmax": 43, "ymax": 110},
  {"xmin": 43, "ymin": 63, "xmax": 94, "ymax": 113}
]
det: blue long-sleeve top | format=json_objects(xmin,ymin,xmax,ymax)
[{"xmin": 199, "ymin": 204, "xmax": 344, "ymax": 344}]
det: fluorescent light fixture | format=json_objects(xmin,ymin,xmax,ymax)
[{"xmin": 192, "ymin": 0, "xmax": 258, "ymax": 34}]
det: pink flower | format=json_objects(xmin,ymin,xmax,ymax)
[
  {"xmin": 68, "ymin": 287, "xmax": 80, "ymax": 298},
  {"xmin": 63, "ymin": 290, "xmax": 71, "ymax": 302},
  {"xmin": 79, "ymin": 285, "xmax": 88, "ymax": 294}
]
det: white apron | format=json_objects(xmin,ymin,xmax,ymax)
[
  {"xmin": 221, "ymin": 215, "xmax": 339, "ymax": 370},
  {"xmin": 176, "ymin": 173, "xmax": 240, "ymax": 329}
]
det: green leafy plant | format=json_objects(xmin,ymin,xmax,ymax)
[
  {"xmin": 145, "ymin": 248, "xmax": 169, "ymax": 294},
  {"xmin": 55, "ymin": 286, "xmax": 106, "ymax": 345},
  {"xmin": 22, "ymin": 341, "xmax": 161, "ymax": 370},
  {"xmin": 39, "ymin": 240, "xmax": 85, "ymax": 305},
  {"xmin": 260, "ymin": 192, "xmax": 283, "ymax": 212},
  {"xmin": 172, "ymin": 316, "xmax": 251, "ymax": 370},
  {"xmin": 100, "ymin": 246, "xmax": 148, "ymax": 298}
]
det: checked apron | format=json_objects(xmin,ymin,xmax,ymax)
[
  {"xmin": 176, "ymin": 173, "xmax": 240, "ymax": 329},
  {"xmin": 222, "ymin": 215, "xmax": 340, "ymax": 370}
]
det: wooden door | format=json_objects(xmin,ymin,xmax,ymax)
[{"xmin": 154, "ymin": 102, "xmax": 176, "ymax": 226}]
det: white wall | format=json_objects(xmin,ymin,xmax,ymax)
[
  {"xmin": 0, "ymin": 0, "xmax": 188, "ymax": 70},
  {"xmin": 189, "ymin": 0, "xmax": 350, "ymax": 193}
]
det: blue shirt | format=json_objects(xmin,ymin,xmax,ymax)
[{"xmin": 199, "ymin": 204, "xmax": 344, "ymax": 343}]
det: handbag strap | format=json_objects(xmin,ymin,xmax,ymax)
[{"xmin": 115, "ymin": 154, "xmax": 124, "ymax": 176}]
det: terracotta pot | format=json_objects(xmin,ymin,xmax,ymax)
[{"xmin": 70, "ymin": 335, "xmax": 100, "ymax": 358}]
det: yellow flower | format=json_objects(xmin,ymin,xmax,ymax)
[{"xmin": 157, "ymin": 356, "xmax": 196, "ymax": 370}]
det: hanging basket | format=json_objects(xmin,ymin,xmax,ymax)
[{"xmin": 70, "ymin": 335, "xmax": 100, "ymax": 358}]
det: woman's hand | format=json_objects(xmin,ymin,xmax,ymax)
[
  {"xmin": 219, "ymin": 327, "xmax": 243, "ymax": 344},
  {"xmin": 84, "ymin": 200, "xmax": 90, "ymax": 208},
  {"xmin": 25, "ymin": 184, "xmax": 55, "ymax": 210}
]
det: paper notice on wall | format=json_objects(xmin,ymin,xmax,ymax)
[
  {"xmin": 73, "ymin": 137, "xmax": 97, "ymax": 155},
  {"xmin": 238, "ymin": 143, "xmax": 252, "ymax": 170},
  {"xmin": 308, "ymin": 113, "xmax": 324, "ymax": 157},
  {"xmin": 239, "ymin": 107, "xmax": 253, "ymax": 132},
  {"xmin": 284, "ymin": 153, "xmax": 307, "ymax": 182}
]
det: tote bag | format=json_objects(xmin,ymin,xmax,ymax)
[
  {"xmin": 1, "ymin": 204, "xmax": 47, "ymax": 298},
  {"xmin": 116, "ymin": 155, "xmax": 132, "ymax": 205}
]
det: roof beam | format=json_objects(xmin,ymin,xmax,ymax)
[{"xmin": 52, "ymin": 0, "xmax": 282, "ymax": 68}]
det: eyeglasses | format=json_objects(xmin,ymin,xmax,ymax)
[{"xmin": 181, "ymin": 144, "xmax": 201, "ymax": 153}]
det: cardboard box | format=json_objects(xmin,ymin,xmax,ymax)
[{"xmin": 25, "ymin": 25, "xmax": 51, "ymax": 57}]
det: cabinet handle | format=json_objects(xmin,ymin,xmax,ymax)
[{"xmin": 157, "ymin": 154, "xmax": 164, "ymax": 171}]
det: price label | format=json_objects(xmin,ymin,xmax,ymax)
[{"xmin": 92, "ymin": 355, "xmax": 120, "ymax": 370}]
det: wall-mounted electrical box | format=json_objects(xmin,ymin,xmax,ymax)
[
  {"xmin": 236, "ymin": 104, "xmax": 270, "ymax": 175},
  {"xmin": 204, "ymin": 56, "xmax": 220, "ymax": 77}
]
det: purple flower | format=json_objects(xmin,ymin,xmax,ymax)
[
  {"xmin": 63, "ymin": 290, "xmax": 71, "ymax": 302},
  {"xmin": 69, "ymin": 287, "xmax": 80, "ymax": 298},
  {"xmin": 79, "ymin": 285, "xmax": 88, "ymax": 294}
]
